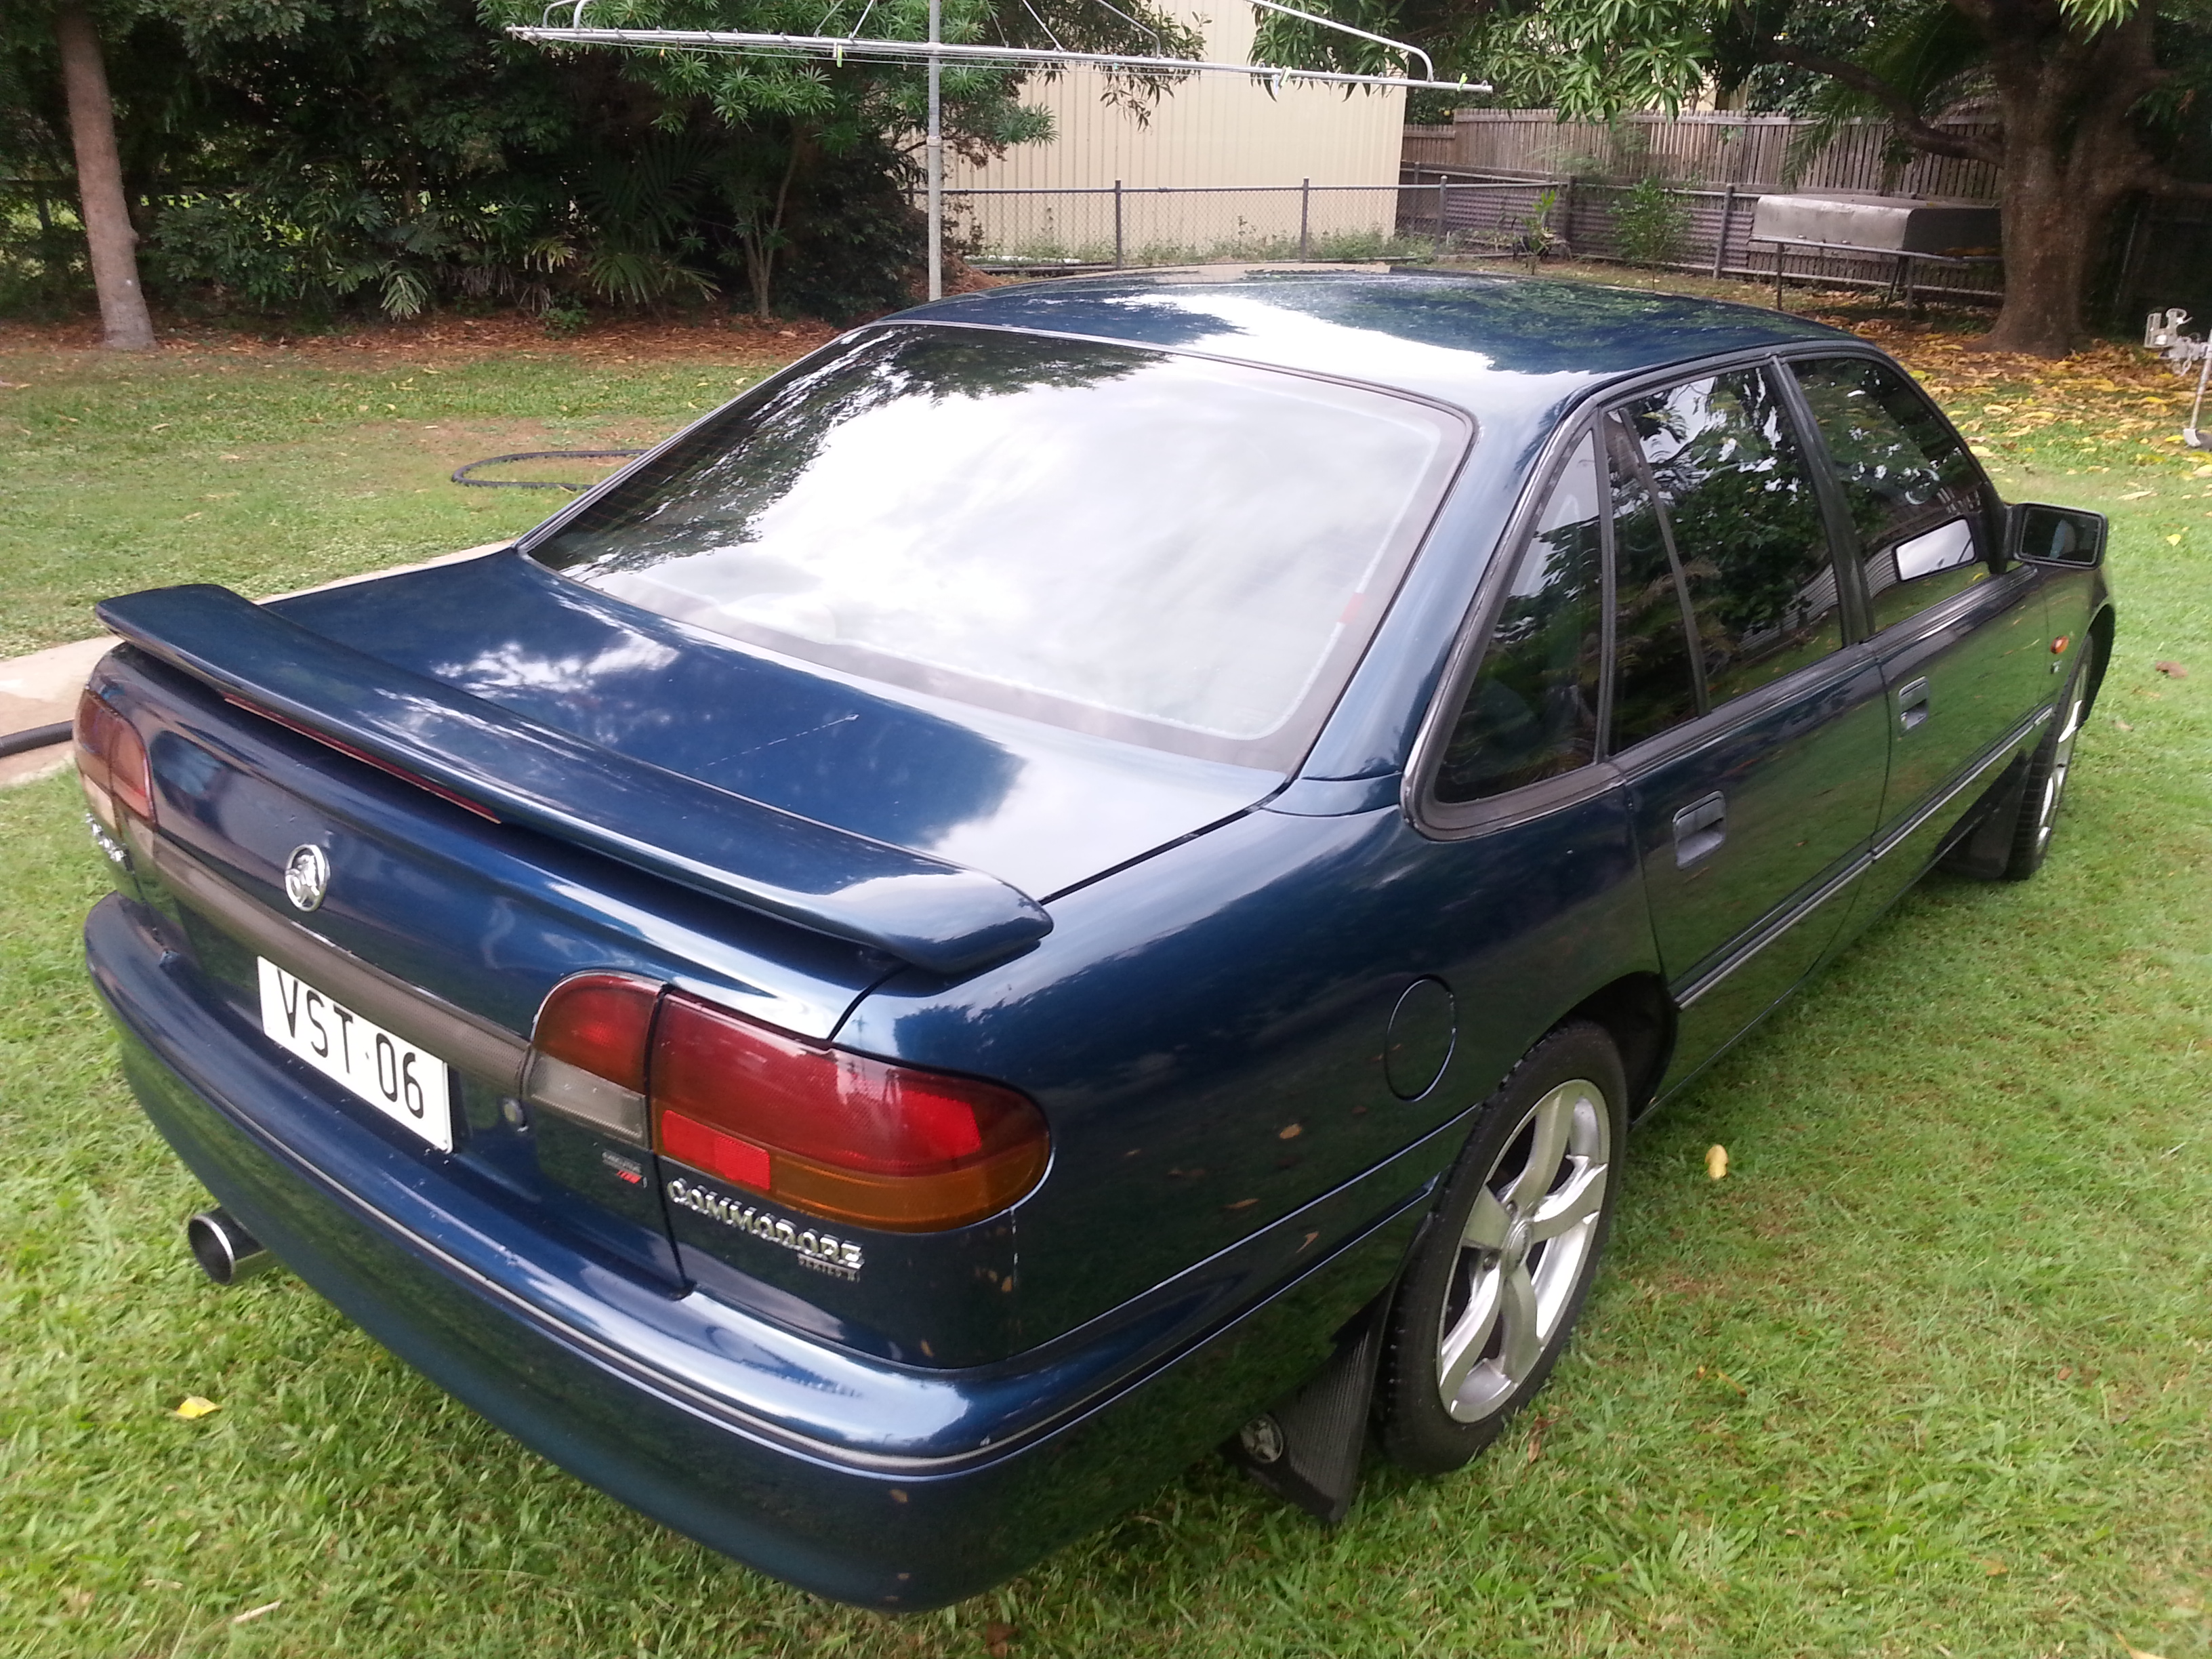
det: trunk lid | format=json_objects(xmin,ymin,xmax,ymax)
[{"xmin": 262, "ymin": 549, "xmax": 1282, "ymax": 901}]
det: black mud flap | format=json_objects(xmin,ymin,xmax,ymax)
[
  {"xmin": 1221, "ymin": 1300, "xmax": 1387, "ymax": 1525},
  {"xmin": 1938, "ymin": 751, "xmax": 2032, "ymax": 880}
]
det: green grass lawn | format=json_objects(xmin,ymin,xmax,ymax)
[
  {"xmin": 0, "ymin": 326, "xmax": 788, "ymax": 658},
  {"xmin": 2, "ymin": 299, "xmax": 2209, "ymax": 1658}
]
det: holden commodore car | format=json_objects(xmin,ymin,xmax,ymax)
[{"xmin": 80, "ymin": 270, "xmax": 2112, "ymax": 1607}]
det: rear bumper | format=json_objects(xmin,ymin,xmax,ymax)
[{"xmin": 87, "ymin": 893, "xmax": 1422, "ymax": 1607}]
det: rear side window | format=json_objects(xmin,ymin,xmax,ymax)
[
  {"xmin": 1603, "ymin": 415, "xmax": 1703, "ymax": 749},
  {"xmin": 1792, "ymin": 356, "xmax": 1991, "ymax": 633},
  {"xmin": 1435, "ymin": 434, "xmax": 1604, "ymax": 802},
  {"xmin": 1621, "ymin": 368, "xmax": 1843, "ymax": 706}
]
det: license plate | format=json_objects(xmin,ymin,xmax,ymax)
[{"xmin": 256, "ymin": 958, "xmax": 455, "ymax": 1151}]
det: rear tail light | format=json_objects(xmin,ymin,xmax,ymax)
[
  {"xmin": 76, "ymin": 689, "xmax": 155, "ymax": 832},
  {"xmin": 522, "ymin": 972, "xmax": 659, "ymax": 1143},
  {"xmin": 524, "ymin": 975, "xmax": 1050, "ymax": 1233}
]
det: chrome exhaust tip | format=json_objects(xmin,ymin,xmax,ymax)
[{"xmin": 185, "ymin": 1208, "xmax": 271, "ymax": 1286}]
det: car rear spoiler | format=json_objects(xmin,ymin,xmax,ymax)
[{"xmin": 96, "ymin": 585, "xmax": 1052, "ymax": 976}]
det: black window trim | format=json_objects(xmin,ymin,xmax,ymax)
[
  {"xmin": 1769, "ymin": 343, "xmax": 2013, "ymax": 646},
  {"xmin": 1410, "ymin": 344, "xmax": 1872, "ymax": 838}
]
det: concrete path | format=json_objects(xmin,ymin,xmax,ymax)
[{"xmin": 0, "ymin": 540, "xmax": 513, "ymax": 790}]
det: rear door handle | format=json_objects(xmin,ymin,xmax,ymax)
[
  {"xmin": 1672, "ymin": 792, "xmax": 1727, "ymax": 867},
  {"xmin": 1897, "ymin": 676, "xmax": 1931, "ymax": 731}
]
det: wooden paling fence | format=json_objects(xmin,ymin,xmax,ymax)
[
  {"xmin": 1402, "ymin": 112, "xmax": 2003, "ymax": 199},
  {"xmin": 1394, "ymin": 174, "xmax": 2007, "ymax": 303}
]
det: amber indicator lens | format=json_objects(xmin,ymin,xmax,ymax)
[{"xmin": 651, "ymin": 991, "xmax": 1050, "ymax": 1232}]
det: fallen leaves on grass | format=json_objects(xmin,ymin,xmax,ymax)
[
  {"xmin": 173, "ymin": 1395, "xmax": 220, "ymax": 1419},
  {"xmin": 1706, "ymin": 1145, "xmax": 1729, "ymax": 1180},
  {"xmin": 985, "ymin": 1620, "xmax": 1019, "ymax": 1656},
  {"xmin": 2155, "ymin": 661, "xmax": 2189, "ymax": 678},
  {"xmin": 232, "ymin": 1601, "xmax": 283, "ymax": 1624},
  {"xmin": 1816, "ymin": 318, "xmax": 2210, "ymax": 470}
]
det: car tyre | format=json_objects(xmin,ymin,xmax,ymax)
[
  {"xmin": 2002, "ymin": 634, "xmax": 2102, "ymax": 882},
  {"xmin": 1375, "ymin": 1020, "xmax": 1627, "ymax": 1475}
]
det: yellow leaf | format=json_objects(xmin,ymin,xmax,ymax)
[
  {"xmin": 1705, "ymin": 1145, "xmax": 1729, "ymax": 1181},
  {"xmin": 2122, "ymin": 1645, "xmax": 2167, "ymax": 1659},
  {"xmin": 172, "ymin": 1395, "xmax": 220, "ymax": 1420},
  {"xmin": 2167, "ymin": 534, "xmax": 2183, "ymax": 544}
]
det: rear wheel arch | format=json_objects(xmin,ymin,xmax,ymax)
[{"xmin": 1557, "ymin": 974, "xmax": 1673, "ymax": 1117}]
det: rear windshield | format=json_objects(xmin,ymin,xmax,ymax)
[{"xmin": 527, "ymin": 325, "xmax": 1465, "ymax": 768}]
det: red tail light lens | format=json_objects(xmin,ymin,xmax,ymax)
[
  {"xmin": 652, "ymin": 991, "xmax": 1050, "ymax": 1232},
  {"xmin": 534, "ymin": 973, "xmax": 658, "ymax": 1092},
  {"xmin": 523, "ymin": 972, "xmax": 661, "ymax": 1145},
  {"xmin": 75, "ymin": 689, "xmax": 155, "ymax": 832}
]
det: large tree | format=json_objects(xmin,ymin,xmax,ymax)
[
  {"xmin": 49, "ymin": 0, "xmax": 156, "ymax": 347},
  {"xmin": 1262, "ymin": 0, "xmax": 2212, "ymax": 356}
]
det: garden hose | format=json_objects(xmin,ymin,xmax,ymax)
[
  {"xmin": 451, "ymin": 449, "xmax": 647, "ymax": 491},
  {"xmin": 0, "ymin": 721, "xmax": 72, "ymax": 760}
]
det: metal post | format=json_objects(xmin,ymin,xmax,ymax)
[
  {"xmin": 1298, "ymin": 178, "xmax": 1310, "ymax": 260},
  {"xmin": 1437, "ymin": 178, "xmax": 1448, "ymax": 247},
  {"xmin": 1114, "ymin": 179, "xmax": 1124, "ymax": 268},
  {"xmin": 1774, "ymin": 239, "xmax": 1786, "ymax": 310},
  {"xmin": 926, "ymin": 0, "xmax": 943, "ymax": 301},
  {"xmin": 1713, "ymin": 184, "xmax": 1736, "ymax": 278}
]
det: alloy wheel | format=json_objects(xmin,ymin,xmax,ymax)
[
  {"xmin": 2035, "ymin": 682, "xmax": 2088, "ymax": 857},
  {"xmin": 1434, "ymin": 1077, "xmax": 1612, "ymax": 1422}
]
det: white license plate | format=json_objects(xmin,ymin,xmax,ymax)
[{"xmin": 256, "ymin": 958, "xmax": 455, "ymax": 1151}]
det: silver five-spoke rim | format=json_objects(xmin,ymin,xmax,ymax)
[
  {"xmin": 2037, "ymin": 684, "xmax": 2087, "ymax": 855},
  {"xmin": 1435, "ymin": 1078, "xmax": 1612, "ymax": 1422}
]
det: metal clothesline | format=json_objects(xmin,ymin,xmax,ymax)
[{"xmin": 510, "ymin": 0, "xmax": 1488, "ymax": 300}]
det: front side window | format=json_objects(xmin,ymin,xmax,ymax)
[
  {"xmin": 529, "ymin": 327, "xmax": 1462, "ymax": 769},
  {"xmin": 1435, "ymin": 435, "xmax": 1605, "ymax": 802},
  {"xmin": 1622, "ymin": 369, "xmax": 1843, "ymax": 706},
  {"xmin": 1792, "ymin": 356, "xmax": 1991, "ymax": 632}
]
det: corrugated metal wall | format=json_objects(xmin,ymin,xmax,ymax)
[{"xmin": 941, "ymin": 1, "xmax": 1404, "ymax": 255}]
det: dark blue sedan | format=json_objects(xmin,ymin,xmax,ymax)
[{"xmin": 79, "ymin": 270, "xmax": 2112, "ymax": 1607}]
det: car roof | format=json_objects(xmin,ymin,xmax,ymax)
[{"xmin": 896, "ymin": 267, "xmax": 1856, "ymax": 419}]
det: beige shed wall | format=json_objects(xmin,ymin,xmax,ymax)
[{"xmin": 942, "ymin": 4, "xmax": 1406, "ymax": 258}]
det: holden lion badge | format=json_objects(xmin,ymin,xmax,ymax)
[{"xmin": 283, "ymin": 844, "xmax": 330, "ymax": 913}]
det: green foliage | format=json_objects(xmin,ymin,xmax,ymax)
[
  {"xmin": 0, "ymin": 0, "xmax": 1195, "ymax": 323},
  {"xmin": 1612, "ymin": 176, "xmax": 1689, "ymax": 270}
]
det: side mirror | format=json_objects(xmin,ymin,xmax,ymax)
[{"xmin": 2005, "ymin": 502, "xmax": 2107, "ymax": 569}]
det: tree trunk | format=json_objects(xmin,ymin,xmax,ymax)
[
  {"xmin": 1972, "ymin": 4, "xmax": 2161, "ymax": 358},
  {"xmin": 52, "ymin": 1, "xmax": 156, "ymax": 351}
]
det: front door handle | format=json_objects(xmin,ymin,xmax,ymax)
[
  {"xmin": 1672, "ymin": 791, "xmax": 1727, "ymax": 867},
  {"xmin": 1897, "ymin": 676, "xmax": 1932, "ymax": 731}
]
